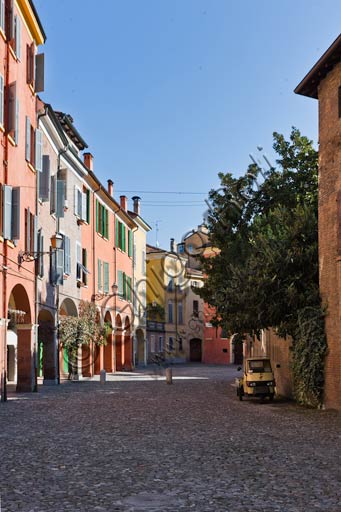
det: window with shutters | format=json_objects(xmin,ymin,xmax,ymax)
[
  {"xmin": 37, "ymin": 229, "xmax": 44, "ymax": 278},
  {"xmin": 76, "ymin": 242, "xmax": 82, "ymax": 282},
  {"xmin": 96, "ymin": 200, "xmax": 108, "ymax": 237},
  {"xmin": 178, "ymin": 302, "xmax": 183, "ymax": 324},
  {"xmin": 168, "ymin": 337, "xmax": 174, "ymax": 352},
  {"xmin": 39, "ymin": 155, "xmax": 50, "ymax": 202},
  {"xmin": 116, "ymin": 219, "xmax": 126, "ymax": 251},
  {"xmin": 26, "ymin": 43, "xmax": 35, "ymax": 87},
  {"xmin": 74, "ymin": 186, "xmax": 83, "ymax": 219},
  {"xmin": 50, "ymin": 246, "xmax": 64, "ymax": 286},
  {"xmin": 2, "ymin": 185, "xmax": 20, "ymax": 241},
  {"xmin": 159, "ymin": 336, "xmax": 163, "ymax": 352},
  {"xmin": 103, "ymin": 261, "xmax": 109, "ymax": 294},
  {"xmin": 7, "ymin": 82, "xmax": 19, "ymax": 145},
  {"xmin": 84, "ymin": 188, "xmax": 90, "ymax": 224},
  {"xmin": 178, "ymin": 337, "xmax": 183, "ymax": 351},
  {"xmin": 63, "ymin": 236, "xmax": 71, "ymax": 276},
  {"xmin": 117, "ymin": 270, "xmax": 123, "ymax": 298},
  {"xmin": 24, "ymin": 208, "xmax": 36, "ymax": 255},
  {"xmin": 5, "ymin": 0, "xmax": 13, "ymax": 41},
  {"xmin": 82, "ymin": 249, "xmax": 88, "ymax": 286},
  {"xmin": 35, "ymin": 129, "xmax": 42, "ymax": 172},
  {"xmin": 128, "ymin": 230, "xmax": 133, "ymax": 257},
  {"xmin": 13, "ymin": 15, "xmax": 21, "ymax": 60}
]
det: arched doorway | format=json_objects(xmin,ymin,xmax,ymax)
[
  {"xmin": 115, "ymin": 314, "xmax": 123, "ymax": 371},
  {"xmin": 59, "ymin": 298, "xmax": 78, "ymax": 379},
  {"xmin": 135, "ymin": 328, "xmax": 145, "ymax": 366},
  {"xmin": 38, "ymin": 309, "xmax": 56, "ymax": 383},
  {"xmin": 231, "ymin": 334, "xmax": 244, "ymax": 365},
  {"xmin": 124, "ymin": 316, "xmax": 132, "ymax": 370},
  {"xmin": 190, "ymin": 338, "xmax": 202, "ymax": 362},
  {"xmin": 8, "ymin": 284, "xmax": 32, "ymax": 392},
  {"xmin": 104, "ymin": 311, "xmax": 113, "ymax": 373}
]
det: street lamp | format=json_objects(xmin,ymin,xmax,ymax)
[{"xmin": 18, "ymin": 232, "xmax": 64, "ymax": 264}]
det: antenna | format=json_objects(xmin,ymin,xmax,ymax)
[{"xmin": 154, "ymin": 219, "xmax": 162, "ymax": 247}]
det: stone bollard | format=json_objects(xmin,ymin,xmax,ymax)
[
  {"xmin": 100, "ymin": 369, "xmax": 106, "ymax": 385},
  {"xmin": 166, "ymin": 368, "xmax": 173, "ymax": 385}
]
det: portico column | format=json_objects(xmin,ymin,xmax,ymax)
[{"xmin": 16, "ymin": 324, "xmax": 35, "ymax": 392}]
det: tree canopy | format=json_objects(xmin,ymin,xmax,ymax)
[{"xmin": 198, "ymin": 128, "xmax": 326, "ymax": 406}]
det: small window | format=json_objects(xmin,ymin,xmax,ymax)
[
  {"xmin": 193, "ymin": 300, "xmax": 199, "ymax": 318},
  {"xmin": 178, "ymin": 303, "xmax": 183, "ymax": 324},
  {"xmin": 159, "ymin": 336, "xmax": 163, "ymax": 352},
  {"xmin": 168, "ymin": 301, "xmax": 173, "ymax": 323}
]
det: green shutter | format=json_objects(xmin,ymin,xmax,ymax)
[
  {"xmin": 128, "ymin": 230, "xmax": 133, "ymax": 257},
  {"xmin": 63, "ymin": 348, "xmax": 69, "ymax": 374},
  {"xmin": 115, "ymin": 218, "xmax": 119, "ymax": 246},
  {"xmin": 96, "ymin": 200, "xmax": 99, "ymax": 233},
  {"xmin": 122, "ymin": 224, "xmax": 126, "ymax": 252},
  {"xmin": 127, "ymin": 276, "xmax": 132, "ymax": 301},
  {"xmin": 98, "ymin": 259, "xmax": 102, "ymax": 291}
]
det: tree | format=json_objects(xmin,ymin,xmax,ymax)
[
  {"xmin": 198, "ymin": 128, "xmax": 326, "ymax": 406},
  {"xmin": 59, "ymin": 300, "xmax": 108, "ymax": 377}
]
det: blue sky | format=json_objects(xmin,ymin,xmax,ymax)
[{"xmin": 34, "ymin": 0, "xmax": 341, "ymax": 249}]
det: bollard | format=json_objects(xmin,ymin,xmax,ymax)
[
  {"xmin": 100, "ymin": 369, "xmax": 106, "ymax": 385},
  {"xmin": 166, "ymin": 368, "xmax": 173, "ymax": 385}
]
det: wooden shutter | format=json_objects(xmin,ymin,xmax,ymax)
[
  {"xmin": 25, "ymin": 208, "xmax": 30, "ymax": 252},
  {"xmin": 64, "ymin": 236, "xmax": 70, "ymax": 275},
  {"xmin": 50, "ymin": 175, "xmax": 56, "ymax": 213},
  {"xmin": 76, "ymin": 242, "xmax": 82, "ymax": 281},
  {"xmin": 14, "ymin": 15, "xmax": 21, "ymax": 59},
  {"xmin": 33, "ymin": 214, "xmax": 38, "ymax": 253},
  {"xmin": 38, "ymin": 231, "xmax": 44, "ymax": 277},
  {"xmin": 128, "ymin": 230, "xmax": 133, "ymax": 257},
  {"xmin": 35, "ymin": 53, "xmax": 44, "ymax": 93},
  {"xmin": 26, "ymin": 43, "xmax": 34, "ymax": 85},
  {"xmin": 3, "ymin": 184, "xmax": 12, "ymax": 240},
  {"xmin": 95, "ymin": 200, "xmax": 99, "ymax": 232},
  {"xmin": 11, "ymin": 186, "xmax": 20, "ymax": 240},
  {"xmin": 81, "ymin": 192, "xmax": 87, "ymax": 221},
  {"xmin": 127, "ymin": 276, "xmax": 132, "ymax": 301},
  {"xmin": 25, "ymin": 117, "xmax": 30, "ymax": 161},
  {"xmin": 98, "ymin": 259, "xmax": 102, "ymax": 291},
  {"xmin": 123, "ymin": 272, "xmax": 127, "ymax": 300},
  {"xmin": 86, "ymin": 189, "xmax": 90, "ymax": 223},
  {"xmin": 103, "ymin": 262, "xmax": 109, "ymax": 294},
  {"xmin": 115, "ymin": 218, "xmax": 119, "ymax": 246},
  {"xmin": 56, "ymin": 180, "xmax": 65, "ymax": 218},
  {"xmin": 35, "ymin": 129, "xmax": 42, "ymax": 172},
  {"xmin": 5, "ymin": 0, "xmax": 13, "ymax": 40},
  {"xmin": 40, "ymin": 155, "xmax": 50, "ymax": 201},
  {"xmin": 82, "ymin": 249, "xmax": 87, "ymax": 285},
  {"xmin": 51, "ymin": 248, "xmax": 64, "ymax": 285}
]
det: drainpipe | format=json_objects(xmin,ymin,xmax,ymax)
[{"xmin": 1, "ymin": 40, "xmax": 10, "ymax": 402}]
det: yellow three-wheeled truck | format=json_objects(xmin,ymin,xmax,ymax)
[{"xmin": 236, "ymin": 357, "xmax": 278, "ymax": 401}]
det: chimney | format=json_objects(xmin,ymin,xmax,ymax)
[
  {"xmin": 107, "ymin": 179, "xmax": 114, "ymax": 197},
  {"xmin": 120, "ymin": 195, "xmax": 128, "ymax": 211},
  {"xmin": 83, "ymin": 152, "xmax": 94, "ymax": 171},
  {"xmin": 132, "ymin": 196, "xmax": 141, "ymax": 216},
  {"xmin": 170, "ymin": 238, "xmax": 175, "ymax": 253}
]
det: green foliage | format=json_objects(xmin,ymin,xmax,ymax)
[
  {"xmin": 59, "ymin": 300, "xmax": 107, "ymax": 357},
  {"xmin": 146, "ymin": 302, "xmax": 165, "ymax": 321},
  {"xmin": 199, "ymin": 127, "xmax": 327, "ymax": 406}
]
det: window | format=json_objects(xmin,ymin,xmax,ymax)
[
  {"xmin": 75, "ymin": 186, "xmax": 88, "ymax": 222},
  {"xmin": 96, "ymin": 200, "xmax": 108, "ymax": 238},
  {"xmin": 168, "ymin": 337, "xmax": 174, "ymax": 351},
  {"xmin": 168, "ymin": 301, "xmax": 173, "ymax": 323},
  {"xmin": 7, "ymin": 82, "xmax": 19, "ymax": 145},
  {"xmin": 76, "ymin": 242, "xmax": 82, "ymax": 281},
  {"xmin": 167, "ymin": 278, "xmax": 174, "ymax": 292},
  {"xmin": 26, "ymin": 43, "xmax": 35, "ymax": 86},
  {"xmin": 159, "ymin": 336, "xmax": 163, "ymax": 352},
  {"xmin": 85, "ymin": 188, "xmax": 90, "ymax": 223},
  {"xmin": 50, "ymin": 244, "xmax": 64, "ymax": 286},
  {"xmin": 24, "ymin": 207, "xmax": 37, "ymax": 254},
  {"xmin": 178, "ymin": 337, "xmax": 183, "ymax": 351},
  {"xmin": 82, "ymin": 249, "xmax": 88, "ymax": 286},
  {"xmin": 150, "ymin": 335, "xmax": 156, "ymax": 353},
  {"xmin": 76, "ymin": 245, "xmax": 89, "ymax": 285},
  {"xmin": 191, "ymin": 280, "xmax": 199, "ymax": 288},
  {"xmin": 63, "ymin": 236, "xmax": 71, "ymax": 275},
  {"xmin": 39, "ymin": 155, "xmax": 50, "ymax": 202},
  {"xmin": 128, "ymin": 230, "xmax": 133, "ymax": 257},
  {"xmin": 115, "ymin": 218, "xmax": 126, "ymax": 251},
  {"xmin": 103, "ymin": 261, "xmax": 109, "ymax": 294},
  {"xmin": 117, "ymin": 270, "xmax": 132, "ymax": 300},
  {"xmin": 178, "ymin": 302, "xmax": 183, "ymax": 324},
  {"xmin": 2, "ymin": 185, "xmax": 20, "ymax": 240},
  {"xmin": 193, "ymin": 300, "xmax": 199, "ymax": 318},
  {"xmin": 35, "ymin": 129, "xmax": 42, "ymax": 172},
  {"xmin": 13, "ymin": 15, "xmax": 21, "ymax": 60}
]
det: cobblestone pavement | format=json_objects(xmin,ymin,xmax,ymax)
[{"xmin": 1, "ymin": 364, "xmax": 341, "ymax": 512}]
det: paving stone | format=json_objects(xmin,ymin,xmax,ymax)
[{"xmin": 0, "ymin": 365, "xmax": 340, "ymax": 511}]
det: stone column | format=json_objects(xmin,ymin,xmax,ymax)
[{"xmin": 16, "ymin": 324, "xmax": 35, "ymax": 392}]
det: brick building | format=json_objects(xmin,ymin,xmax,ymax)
[{"xmin": 295, "ymin": 34, "xmax": 341, "ymax": 408}]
